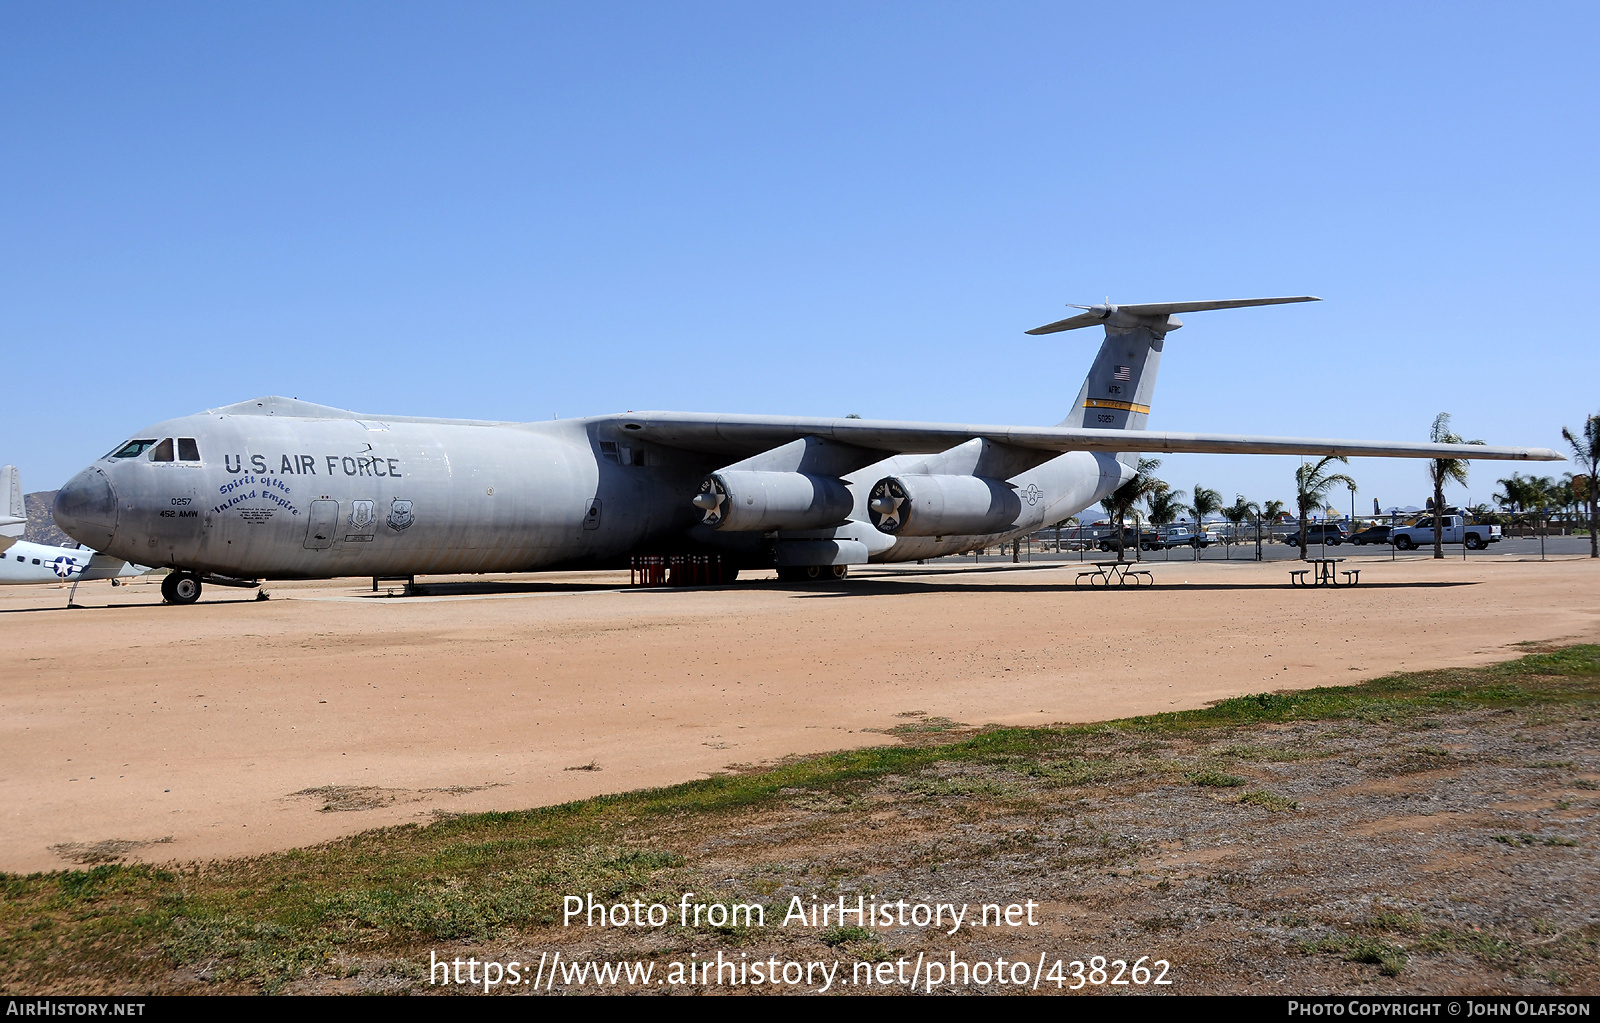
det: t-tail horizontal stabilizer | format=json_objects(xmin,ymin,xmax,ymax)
[{"xmin": 1026, "ymin": 296, "xmax": 1320, "ymax": 336}]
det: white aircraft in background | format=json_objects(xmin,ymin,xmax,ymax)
[{"xmin": 0, "ymin": 465, "xmax": 151, "ymax": 585}]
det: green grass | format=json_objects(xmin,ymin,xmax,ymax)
[
  {"xmin": 1186, "ymin": 769, "xmax": 1247, "ymax": 788},
  {"xmin": 4, "ymin": 644, "xmax": 1598, "ymax": 992},
  {"xmin": 817, "ymin": 926, "xmax": 873, "ymax": 946},
  {"xmin": 1304, "ymin": 934, "xmax": 1408, "ymax": 976},
  {"xmin": 1492, "ymin": 833, "xmax": 1579, "ymax": 848},
  {"xmin": 1210, "ymin": 743, "xmax": 1311, "ymax": 763},
  {"xmin": 1235, "ymin": 790, "xmax": 1299, "ymax": 812}
]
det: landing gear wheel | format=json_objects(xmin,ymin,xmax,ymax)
[
  {"xmin": 162, "ymin": 571, "xmax": 202, "ymax": 605},
  {"xmin": 776, "ymin": 565, "xmax": 848, "ymax": 582}
]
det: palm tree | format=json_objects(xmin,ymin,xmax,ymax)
[
  {"xmin": 1534, "ymin": 476, "xmax": 1559, "ymax": 509},
  {"xmin": 1101, "ymin": 457, "xmax": 1168, "ymax": 563},
  {"xmin": 1562, "ymin": 413, "xmax": 1600, "ymax": 558},
  {"xmin": 1190, "ymin": 484, "xmax": 1222, "ymax": 532},
  {"xmin": 1221, "ymin": 494, "xmax": 1258, "ymax": 560},
  {"xmin": 1260, "ymin": 499, "xmax": 1286, "ymax": 556},
  {"xmin": 1568, "ymin": 474, "xmax": 1592, "ymax": 534},
  {"xmin": 1146, "ymin": 487, "xmax": 1188, "ymax": 531},
  {"xmin": 1295, "ymin": 457, "xmax": 1357, "ymax": 562},
  {"xmin": 1143, "ymin": 487, "xmax": 1184, "ymax": 559},
  {"xmin": 1427, "ymin": 413, "xmax": 1485, "ymax": 559},
  {"xmin": 1495, "ymin": 473, "xmax": 1539, "ymax": 522},
  {"xmin": 1558, "ymin": 473, "xmax": 1582, "ymax": 524}
]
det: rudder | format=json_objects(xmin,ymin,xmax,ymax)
[{"xmin": 1058, "ymin": 326, "xmax": 1163, "ymax": 431}]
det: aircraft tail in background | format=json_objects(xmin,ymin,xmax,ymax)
[{"xmin": 0, "ymin": 465, "xmax": 24, "ymax": 539}]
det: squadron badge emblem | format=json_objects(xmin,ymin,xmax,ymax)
[
  {"xmin": 349, "ymin": 500, "xmax": 376, "ymax": 530},
  {"xmin": 386, "ymin": 499, "xmax": 414, "ymax": 532}
]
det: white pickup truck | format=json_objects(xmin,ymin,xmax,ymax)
[
  {"xmin": 1157, "ymin": 526, "xmax": 1217, "ymax": 549},
  {"xmin": 1390, "ymin": 515, "xmax": 1502, "ymax": 550}
]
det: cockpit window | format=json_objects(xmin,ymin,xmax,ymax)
[
  {"xmin": 109, "ymin": 439, "xmax": 157, "ymax": 459},
  {"xmin": 178, "ymin": 438, "xmax": 200, "ymax": 461},
  {"xmin": 150, "ymin": 438, "xmax": 174, "ymax": 462}
]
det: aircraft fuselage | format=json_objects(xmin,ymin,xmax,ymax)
[{"xmin": 54, "ymin": 404, "xmax": 1117, "ymax": 580}]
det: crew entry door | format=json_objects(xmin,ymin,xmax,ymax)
[{"xmin": 305, "ymin": 500, "xmax": 340, "ymax": 550}]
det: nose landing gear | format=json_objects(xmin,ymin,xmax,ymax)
[{"xmin": 161, "ymin": 571, "xmax": 203, "ymax": 605}]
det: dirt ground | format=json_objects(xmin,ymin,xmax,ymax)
[
  {"xmin": 1, "ymin": 555, "xmax": 1596, "ymax": 876},
  {"xmin": 394, "ymin": 695, "xmax": 1600, "ymax": 995}
]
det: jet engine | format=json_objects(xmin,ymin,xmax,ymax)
[
  {"xmin": 867, "ymin": 474, "xmax": 1022, "ymax": 536},
  {"xmin": 693, "ymin": 470, "xmax": 853, "ymax": 532}
]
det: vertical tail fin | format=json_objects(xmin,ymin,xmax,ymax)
[
  {"xmin": 0, "ymin": 465, "xmax": 24, "ymax": 538},
  {"xmin": 1026, "ymin": 296, "xmax": 1319, "ymax": 431},
  {"xmin": 1057, "ymin": 325, "xmax": 1164, "ymax": 431}
]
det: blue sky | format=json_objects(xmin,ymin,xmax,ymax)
[{"xmin": 4, "ymin": 2, "xmax": 1596, "ymax": 512}]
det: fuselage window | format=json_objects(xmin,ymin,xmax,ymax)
[
  {"xmin": 110, "ymin": 440, "xmax": 157, "ymax": 459},
  {"xmin": 31, "ymin": 559, "xmax": 40, "ymax": 565},
  {"xmin": 178, "ymin": 438, "xmax": 200, "ymax": 461},
  {"xmin": 150, "ymin": 438, "xmax": 174, "ymax": 462}
]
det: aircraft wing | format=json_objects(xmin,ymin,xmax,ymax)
[
  {"xmin": 78, "ymin": 553, "xmax": 136, "ymax": 580},
  {"xmin": 618, "ymin": 413, "xmax": 1563, "ymax": 463}
]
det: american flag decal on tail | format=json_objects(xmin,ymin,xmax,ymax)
[{"xmin": 1113, "ymin": 365, "xmax": 1131, "ymax": 381}]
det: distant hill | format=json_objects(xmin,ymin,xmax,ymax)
[{"xmin": 24, "ymin": 491, "xmax": 72, "ymax": 546}]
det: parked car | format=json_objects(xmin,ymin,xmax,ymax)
[
  {"xmin": 1349, "ymin": 525, "xmax": 1392, "ymax": 545},
  {"xmin": 1097, "ymin": 528, "xmax": 1161, "ymax": 552},
  {"xmin": 1156, "ymin": 526, "xmax": 1218, "ymax": 549},
  {"xmin": 1283, "ymin": 524, "xmax": 1348, "ymax": 547},
  {"xmin": 1390, "ymin": 515, "xmax": 1501, "ymax": 550}
]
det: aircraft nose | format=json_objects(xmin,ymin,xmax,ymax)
[{"xmin": 53, "ymin": 467, "xmax": 119, "ymax": 549}]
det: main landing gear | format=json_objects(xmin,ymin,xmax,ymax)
[
  {"xmin": 161, "ymin": 571, "xmax": 202, "ymax": 605},
  {"xmin": 775, "ymin": 565, "xmax": 850, "ymax": 582}
]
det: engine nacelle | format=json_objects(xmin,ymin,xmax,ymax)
[
  {"xmin": 693, "ymin": 470, "xmax": 853, "ymax": 532},
  {"xmin": 867, "ymin": 474, "xmax": 1021, "ymax": 536}
]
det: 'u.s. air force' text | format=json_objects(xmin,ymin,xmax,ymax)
[{"xmin": 222, "ymin": 454, "xmax": 402, "ymax": 478}]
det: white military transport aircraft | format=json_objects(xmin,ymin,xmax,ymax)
[{"xmin": 51, "ymin": 297, "xmax": 1560, "ymax": 603}]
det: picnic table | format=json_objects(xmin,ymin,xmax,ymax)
[
  {"xmin": 1075, "ymin": 561, "xmax": 1154, "ymax": 588},
  {"xmin": 1290, "ymin": 558, "xmax": 1360, "ymax": 587}
]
